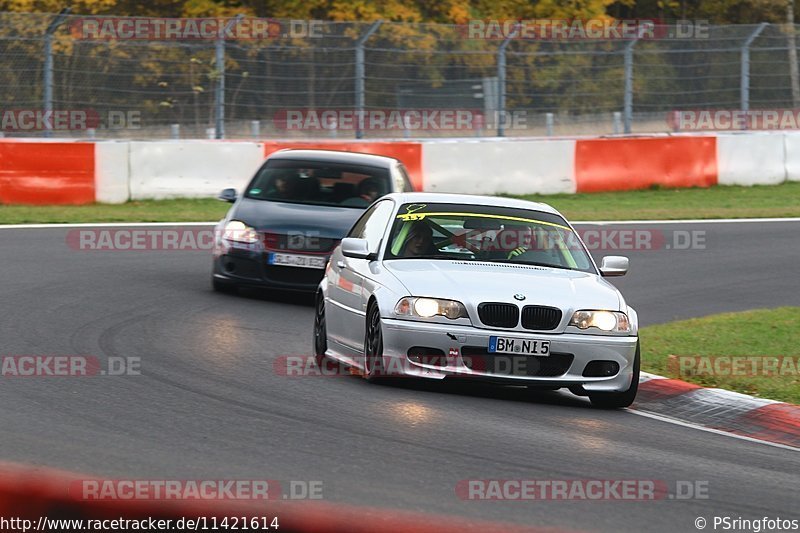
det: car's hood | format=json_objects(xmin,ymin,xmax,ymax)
[
  {"xmin": 232, "ymin": 197, "xmax": 362, "ymax": 238},
  {"xmin": 384, "ymin": 260, "xmax": 622, "ymax": 312}
]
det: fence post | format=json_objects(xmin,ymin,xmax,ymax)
[
  {"xmin": 622, "ymin": 24, "xmax": 655, "ymax": 134},
  {"xmin": 788, "ymin": 2, "xmax": 800, "ymax": 107},
  {"xmin": 215, "ymin": 14, "xmax": 244, "ymax": 140},
  {"xmin": 545, "ymin": 113, "xmax": 554, "ymax": 136},
  {"xmin": 355, "ymin": 21, "xmax": 382, "ymax": 140},
  {"xmin": 741, "ymin": 23, "xmax": 769, "ymax": 118},
  {"xmin": 496, "ymin": 24, "xmax": 520, "ymax": 137},
  {"xmin": 623, "ymin": 39, "xmax": 637, "ymax": 134},
  {"xmin": 43, "ymin": 8, "xmax": 71, "ymax": 138},
  {"xmin": 613, "ymin": 111, "xmax": 622, "ymax": 134}
]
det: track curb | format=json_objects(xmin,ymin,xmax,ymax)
[{"xmin": 634, "ymin": 372, "xmax": 800, "ymax": 449}]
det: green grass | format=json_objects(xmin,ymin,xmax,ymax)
[
  {"xmin": 639, "ymin": 307, "xmax": 800, "ymax": 404},
  {"xmin": 511, "ymin": 181, "xmax": 800, "ymax": 221},
  {"xmin": 0, "ymin": 198, "xmax": 230, "ymax": 224},
  {"xmin": 1, "ymin": 182, "xmax": 799, "ymax": 224}
]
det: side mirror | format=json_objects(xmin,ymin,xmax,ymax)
[
  {"xmin": 341, "ymin": 238, "xmax": 374, "ymax": 260},
  {"xmin": 218, "ymin": 188, "xmax": 238, "ymax": 203},
  {"xmin": 599, "ymin": 256, "xmax": 629, "ymax": 277}
]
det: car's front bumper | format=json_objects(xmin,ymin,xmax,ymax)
[
  {"xmin": 213, "ymin": 246, "xmax": 328, "ymax": 292},
  {"xmin": 380, "ymin": 318, "xmax": 638, "ymax": 392}
]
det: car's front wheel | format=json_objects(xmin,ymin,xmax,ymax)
[
  {"xmin": 313, "ymin": 293, "xmax": 328, "ymax": 367},
  {"xmin": 588, "ymin": 342, "xmax": 640, "ymax": 409},
  {"xmin": 212, "ymin": 277, "xmax": 237, "ymax": 294},
  {"xmin": 363, "ymin": 301, "xmax": 386, "ymax": 381}
]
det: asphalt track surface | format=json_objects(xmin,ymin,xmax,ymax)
[{"xmin": 1, "ymin": 220, "xmax": 799, "ymax": 532}]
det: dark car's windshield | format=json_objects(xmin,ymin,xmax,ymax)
[
  {"xmin": 245, "ymin": 159, "xmax": 391, "ymax": 208},
  {"xmin": 384, "ymin": 202, "xmax": 596, "ymax": 274}
]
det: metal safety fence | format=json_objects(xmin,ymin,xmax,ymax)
[{"xmin": 2, "ymin": 12, "xmax": 800, "ymax": 139}]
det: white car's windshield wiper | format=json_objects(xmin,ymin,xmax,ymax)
[
  {"xmin": 495, "ymin": 259, "xmax": 573, "ymax": 271},
  {"xmin": 400, "ymin": 253, "xmax": 464, "ymax": 260}
]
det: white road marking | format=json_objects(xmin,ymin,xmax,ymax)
[
  {"xmin": 0, "ymin": 222, "xmax": 218, "ymax": 229},
  {"xmin": 575, "ymin": 217, "xmax": 800, "ymax": 225},
  {"xmin": 1, "ymin": 217, "xmax": 799, "ymax": 229},
  {"xmin": 628, "ymin": 409, "xmax": 799, "ymax": 452}
]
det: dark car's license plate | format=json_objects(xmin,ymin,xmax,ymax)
[{"xmin": 267, "ymin": 252, "xmax": 327, "ymax": 269}]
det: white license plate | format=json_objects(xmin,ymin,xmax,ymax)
[
  {"xmin": 267, "ymin": 252, "xmax": 327, "ymax": 270},
  {"xmin": 488, "ymin": 336, "xmax": 550, "ymax": 356}
]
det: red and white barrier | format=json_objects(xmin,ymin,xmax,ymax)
[
  {"xmin": 0, "ymin": 139, "xmax": 95, "ymax": 204},
  {"xmin": 0, "ymin": 132, "xmax": 795, "ymax": 205},
  {"xmin": 575, "ymin": 136, "xmax": 717, "ymax": 192},
  {"xmin": 717, "ymin": 133, "xmax": 786, "ymax": 186},
  {"xmin": 0, "ymin": 462, "xmax": 546, "ymax": 533},
  {"xmin": 422, "ymin": 139, "xmax": 576, "ymax": 195},
  {"xmin": 128, "ymin": 141, "xmax": 266, "ymax": 200},
  {"xmin": 95, "ymin": 141, "xmax": 130, "ymax": 203},
  {"xmin": 782, "ymin": 132, "xmax": 800, "ymax": 182}
]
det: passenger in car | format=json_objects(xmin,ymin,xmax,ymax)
[
  {"xmin": 268, "ymin": 174, "xmax": 297, "ymax": 199},
  {"xmin": 358, "ymin": 178, "xmax": 381, "ymax": 202}
]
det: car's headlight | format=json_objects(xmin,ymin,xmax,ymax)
[
  {"xmin": 223, "ymin": 220, "xmax": 259, "ymax": 244},
  {"xmin": 569, "ymin": 310, "xmax": 631, "ymax": 333},
  {"xmin": 394, "ymin": 297, "xmax": 469, "ymax": 320}
]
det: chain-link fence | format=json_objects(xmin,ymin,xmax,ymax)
[{"xmin": 2, "ymin": 12, "xmax": 800, "ymax": 139}]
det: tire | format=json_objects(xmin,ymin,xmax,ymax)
[
  {"xmin": 363, "ymin": 301, "xmax": 386, "ymax": 382},
  {"xmin": 588, "ymin": 342, "xmax": 640, "ymax": 409},
  {"xmin": 568, "ymin": 385, "xmax": 589, "ymax": 396},
  {"xmin": 212, "ymin": 277, "xmax": 237, "ymax": 294},
  {"xmin": 313, "ymin": 293, "xmax": 328, "ymax": 368}
]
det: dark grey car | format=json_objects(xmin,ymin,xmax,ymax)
[{"xmin": 212, "ymin": 149, "xmax": 415, "ymax": 293}]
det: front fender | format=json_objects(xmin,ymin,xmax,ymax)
[{"xmin": 626, "ymin": 305, "xmax": 639, "ymax": 336}]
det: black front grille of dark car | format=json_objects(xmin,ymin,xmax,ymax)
[
  {"xmin": 262, "ymin": 232, "xmax": 338, "ymax": 254},
  {"xmin": 521, "ymin": 306, "xmax": 562, "ymax": 331},
  {"xmin": 477, "ymin": 303, "xmax": 519, "ymax": 328},
  {"xmin": 264, "ymin": 265, "xmax": 324, "ymax": 285},
  {"xmin": 460, "ymin": 346, "xmax": 574, "ymax": 377}
]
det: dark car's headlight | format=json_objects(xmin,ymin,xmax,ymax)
[
  {"xmin": 569, "ymin": 310, "xmax": 631, "ymax": 333},
  {"xmin": 223, "ymin": 220, "xmax": 259, "ymax": 244},
  {"xmin": 394, "ymin": 297, "xmax": 469, "ymax": 320}
]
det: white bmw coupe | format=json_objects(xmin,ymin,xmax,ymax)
[{"xmin": 314, "ymin": 193, "xmax": 640, "ymax": 408}]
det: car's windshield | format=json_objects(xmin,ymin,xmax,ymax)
[
  {"xmin": 384, "ymin": 202, "xmax": 596, "ymax": 273},
  {"xmin": 245, "ymin": 158, "xmax": 391, "ymax": 208}
]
